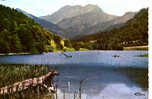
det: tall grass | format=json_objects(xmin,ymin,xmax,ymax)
[
  {"xmin": 0, "ymin": 64, "xmax": 55, "ymax": 99},
  {"xmin": 0, "ymin": 64, "xmax": 52, "ymax": 88}
]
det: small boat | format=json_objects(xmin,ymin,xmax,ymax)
[
  {"xmin": 112, "ymin": 55, "xmax": 120, "ymax": 58},
  {"xmin": 134, "ymin": 92, "xmax": 145, "ymax": 96},
  {"xmin": 61, "ymin": 52, "xmax": 72, "ymax": 58}
]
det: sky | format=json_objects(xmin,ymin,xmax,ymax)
[{"xmin": 0, "ymin": 0, "xmax": 149, "ymax": 17}]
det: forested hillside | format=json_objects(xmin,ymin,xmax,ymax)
[
  {"xmin": 0, "ymin": 5, "xmax": 73, "ymax": 53},
  {"xmin": 16, "ymin": 8, "xmax": 66, "ymax": 38},
  {"xmin": 72, "ymin": 8, "xmax": 148, "ymax": 50}
]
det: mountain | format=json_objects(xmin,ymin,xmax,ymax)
[
  {"xmin": 41, "ymin": 4, "xmax": 115, "ymax": 24},
  {"xmin": 16, "ymin": 8, "xmax": 66, "ymax": 38},
  {"xmin": 40, "ymin": 4, "xmax": 136, "ymax": 39},
  {"xmin": 40, "ymin": 4, "xmax": 118, "ymax": 39},
  {"xmin": 0, "ymin": 5, "xmax": 74, "ymax": 53},
  {"xmin": 72, "ymin": 8, "xmax": 148, "ymax": 50},
  {"xmin": 80, "ymin": 12, "xmax": 136, "ymax": 36}
]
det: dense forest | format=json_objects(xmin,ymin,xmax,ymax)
[
  {"xmin": 72, "ymin": 8, "xmax": 148, "ymax": 50},
  {"xmin": 0, "ymin": 5, "xmax": 74, "ymax": 53}
]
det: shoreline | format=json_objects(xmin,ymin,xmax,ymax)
[
  {"xmin": 0, "ymin": 46, "xmax": 148, "ymax": 56},
  {"xmin": 0, "ymin": 53, "xmax": 32, "ymax": 56},
  {"xmin": 123, "ymin": 45, "xmax": 148, "ymax": 50}
]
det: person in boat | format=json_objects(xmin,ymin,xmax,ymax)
[
  {"xmin": 113, "ymin": 55, "xmax": 120, "ymax": 58},
  {"xmin": 61, "ymin": 52, "xmax": 72, "ymax": 58},
  {"xmin": 134, "ymin": 92, "xmax": 145, "ymax": 96}
]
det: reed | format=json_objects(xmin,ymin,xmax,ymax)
[{"xmin": 0, "ymin": 64, "xmax": 55, "ymax": 99}]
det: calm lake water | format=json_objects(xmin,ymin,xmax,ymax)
[
  {"xmin": 0, "ymin": 51, "xmax": 148, "ymax": 99},
  {"xmin": 0, "ymin": 51, "xmax": 148, "ymax": 68}
]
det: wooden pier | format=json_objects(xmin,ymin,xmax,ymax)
[{"xmin": 0, "ymin": 71, "xmax": 59, "ymax": 96}]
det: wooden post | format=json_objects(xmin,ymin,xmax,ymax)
[
  {"xmin": 37, "ymin": 86, "xmax": 40, "ymax": 98},
  {"xmin": 79, "ymin": 80, "xmax": 84, "ymax": 99},
  {"xmin": 73, "ymin": 91, "xmax": 76, "ymax": 99},
  {"xmin": 63, "ymin": 89, "xmax": 65, "ymax": 99},
  {"xmin": 79, "ymin": 86, "xmax": 81, "ymax": 99},
  {"xmin": 67, "ymin": 81, "xmax": 70, "ymax": 92},
  {"xmin": 55, "ymin": 84, "xmax": 58, "ymax": 99}
]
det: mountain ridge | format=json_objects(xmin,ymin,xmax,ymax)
[
  {"xmin": 40, "ymin": 4, "xmax": 136, "ymax": 39},
  {"xmin": 71, "ymin": 8, "xmax": 148, "ymax": 50},
  {"xmin": 16, "ymin": 8, "xmax": 66, "ymax": 38},
  {"xmin": 40, "ymin": 4, "xmax": 106, "ymax": 24},
  {"xmin": 79, "ymin": 11, "xmax": 136, "ymax": 37}
]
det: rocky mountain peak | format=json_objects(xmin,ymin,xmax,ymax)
[
  {"xmin": 123, "ymin": 12, "xmax": 136, "ymax": 17},
  {"xmin": 85, "ymin": 4, "xmax": 100, "ymax": 9},
  {"xmin": 40, "ymin": 4, "xmax": 104, "ymax": 24}
]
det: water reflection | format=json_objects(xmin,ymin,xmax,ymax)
[
  {"xmin": 56, "ymin": 84, "xmax": 147, "ymax": 99},
  {"xmin": 53, "ymin": 66, "xmax": 148, "ymax": 99}
]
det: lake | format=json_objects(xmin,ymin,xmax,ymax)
[
  {"xmin": 0, "ymin": 51, "xmax": 148, "ymax": 68},
  {"xmin": 0, "ymin": 51, "xmax": 148, "ymax": 99}
]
